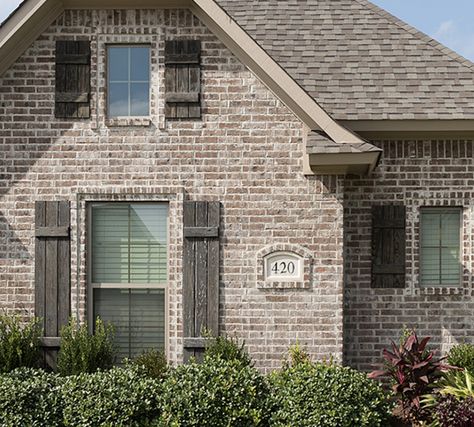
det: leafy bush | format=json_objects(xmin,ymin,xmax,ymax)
[
  {"xmin": 369, "ymin": 332, "xmax": 449, "ymax": 423},
  {"xmin": 204, "ymin": 334, "xmax": 253, "ymax": 366},
  {"xmin": 0, "ymin": 368, "xmax": 64, "ymax": 427},
  {"xmin": 57, "ymin": 317, "xmax": 115, "ymax": 376},
  {"xmin": 423, "ymin": 369, "xmax": 474, "ymax": 426},
  {"xmin": 269, "ymin": 352, "xmax": 391, "ymax": 427},
  {"xmin": 448, "ymin": 343, "xmax": 474, "ymax": 374},
  {"xmin": 0, "ymin": 314, "xmax": 42, "ymax": 373},
  {"xmin": 430, "ymin": 394, "xmax": 474, "ymax": 427},
  {"xmin": 62, "ymin": 366, "xmax": 161, "ymax": 426},
  {"xmin": 133, "ymin": 349, "xmax": 168, "ymax": 379},
  {"xmin": 157, "ymin": 356, "xmax": 270, "ymax": 426}
]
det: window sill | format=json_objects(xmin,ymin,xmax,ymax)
[
  {"xmin": 105, "ymin": 117, "xmax": 152, "ymax": 127},
  {"xmin": 257, "ymin": 280, "xmax": 310, "ymax": 290},
  {"xmin": 414, "ymin": 286, "xmax": 467, "ymax": 297}
]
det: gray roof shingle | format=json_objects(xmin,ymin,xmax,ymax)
[
  {"xmin": 217, "ymin": 0, "xmax": 474, "ymax": 120},
  {"xmin": 306, "ymin": 131, "xmax": 382, "ymax": 154}
]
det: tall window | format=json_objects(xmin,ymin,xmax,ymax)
[
  {"xmin": 420, "ymin": 208, "xmax": 461, "ymax": 286},
  {"xmin": 90, "ymin": 203, "xmax": 168, "ymax": 360},
  {"xmin": 107, "ymin": 46, "xmax": 150, "ymax": 117}
]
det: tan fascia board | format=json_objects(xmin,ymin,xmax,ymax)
[
  {"xmin": 63, "ymin": 0, "xmax": 191, "ymax": 8},
  {"xmin": 341, "ymin": 120, "xmax": 474, "ymax": 134},
  {"xmin": 0, "ymin": 0, "xmax": 63, "ymax": 77}
]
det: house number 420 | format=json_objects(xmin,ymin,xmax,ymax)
[{"xmin": 271, "ymin": 261, "xmax": 295, "ymax": 275}]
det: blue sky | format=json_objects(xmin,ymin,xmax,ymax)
[{"xmin": 0, "ymin": 1, "xmax": 473, "ymax": 61}]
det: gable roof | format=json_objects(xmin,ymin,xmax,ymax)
[{"xmin": 217, "ymin": 0, "xmax": 474, "ymax": 121}]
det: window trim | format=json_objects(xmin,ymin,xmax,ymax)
[
  {"xmin": 106, "ymin": 44, "xmax": 152, "ymax": 119},
  {"xmin": 419, "ymin": 206, "xmax": 463, "ymax": 287},
  {"xmin": 86, "ymin": 201, "xmax": 170, "ymax": 359}
]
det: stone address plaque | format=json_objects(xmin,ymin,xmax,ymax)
[
  {"xmin": 256, "ymin": 245, "xmax": 313, "ymax": 289},
  {"xmin": 265, "ymin": 252, "xmax": 303, "ymax": 281}
]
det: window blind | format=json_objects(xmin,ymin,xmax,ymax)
[
  {"xmin": 93, "ymin": 288, "xmax": 165, "ymax": 360},
  {"xmin": 91, "ymin": 203, "xmax": 168, "ymax": 284},
  {"xmin": 420, "ymin": 209, "xmax": 461, "ymax": 286}
]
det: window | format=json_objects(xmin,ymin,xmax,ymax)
[
  {"xmin": 107, "ymin": 46, "xmax": 150, "ymax": 117},
  {"xmin": 420, "ymin": 208, "xmax": 461, "ymax": 286},
  {"xmin": 90, "ymin": 203, "xmax": 168, "ymax": 360}
]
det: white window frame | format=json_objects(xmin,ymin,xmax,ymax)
[
  {"xmin": 419, "ymin": 207, "xmax": 462, "ymax": 287},
  {"xmin": 87, "ymin": 202, "xmax": 169, "ymax": 359},
  {"xmin": 106, "ymin": 44, "xmax": 152, "ymax": 118}
]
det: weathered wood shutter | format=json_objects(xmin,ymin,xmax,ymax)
[
  {"xmin": 35, "ymin": 201, "xmax": 71, "ymax": 367},
  {"xmin": 372, "ymin": 205, "xmax": 406, "ymax": 288},
  {"xmin": 183, "ymin": 201, "xmax": 220, "ymax": 362},
  {"xmin": 55, "ymin": 40, "xmax": 91, "ymax": 119},
  {"xmin": 165, "ymin": 40, "xmax": 201, "ymax": 119}
]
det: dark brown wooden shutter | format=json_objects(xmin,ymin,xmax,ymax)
[
  {"xmin": 183, "ymin": 201, "xmax": 220, "ymax": 362},
  {"xmin": 35, "ymin": 201, "xmax": 71, "ymax": 367},
  {"xmin": 372, "ymin": 205, "xmax": 406, "ymax": 288},
  {"xmin": 165, "ymin": 40, "xmax": 201, "ymax": 119},
  {"xmin": 55, "ymin": 40, "xmax": 91, "ymax": 119}
]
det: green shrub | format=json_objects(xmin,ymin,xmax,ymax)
[
  {"xmin": 157, "ymin": 356, "xmax": 270, "ymax": 426},
  {"xmin": 0, "ymin": 314, "xmax": 42, "ymax": 373},
  {"xmin": 448, "ymin": 343, "xmax": 474, "ymax": 374},
  {"xmin": 57, "ymin": 317, "xmax": 115, "ymax": 376},
  {"xmin": 204, "ymin": 334, "xmax": 253, "ymax": 366},
  {"xmin": 269, "ymin": 355, "xmax": 392, "ymax": 427},
  {"xmin": 62, "ymin": 366, "xmax": 161, "ymax": 426},
  {"xmin": 133, "ymin": 349, "xmax": 168, "ymax": 379},
  {"xmin": 0, "ymin": 368, "xmax": 64, "ymax": 427}
]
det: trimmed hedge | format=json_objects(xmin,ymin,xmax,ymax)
[
  {"xmin": 157, "ymin": 356, "xmax": 270, "ymax": 427},
  {"xmin": 0, "ymin": 340, "xmax": 393, "ymax": 427},
  {"xmin": 0, "ymin": 368, "xmax": 64, "ymax": 427},
  {"xmin": 268, "ymin": 359, "xmax": 392, "ymax": 427},
  {"xmin": 62, "ymin": 366, "xmax": 161, "ymax": 426}
]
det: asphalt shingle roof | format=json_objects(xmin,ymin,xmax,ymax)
[
  {"xmin": 306, "ymin": 131, "xmax": 382, "ymax": 155},
  {"xmin": 217, "ymin": 0, "xmax": 474, "ymax": 121}
]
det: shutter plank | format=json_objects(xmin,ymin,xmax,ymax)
[
  {"xmin": 195, "ymin": 202, "xmax": 208, "ymax": 339},
  {"xmin": 166, "ymin": 92, "xmax": 199, "ymax": 103},
  {"xmin": 35, "ymin": 202, "xmax": 46, "ymax": 333},
  {"xmin": 44, "ymin": 202, "xmax": 58, "ymax": 369},
  {"xmin": 183, "ymin": 202, "xmax": 196, "ymax": 362},
  {"xmin": 176, "ymin": 65, "xmax": 189, "ymax": 119},
  {"xmin": 207, "ymin": 202, "xmax": 220, "ymax": 336},
  {"xmin": 165, "ymin": 67, "xmax": 177, "ymax": 119},
  {"xmin": 57, "ymin": 201, "xmax": 71, "ymax": 331},
  {"xmin": 184, "ymin": 226, "xmax": 218, "ymax": 238},
  {"xmin": 44, "ymin": 202, "xmax": 58, "ymax": 337}
]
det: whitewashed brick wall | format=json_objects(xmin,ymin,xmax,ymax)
[{"xmin": 0, "ymin": 8, "xmax": 344, "ymax": 370}]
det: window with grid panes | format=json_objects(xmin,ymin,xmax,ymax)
[
  {"xmin": 420, "ymin": 208, "xmax": 461, "ymax": 286},
  {"xmin": 90, "ymin": 203, "xmax": 168, "ymax": 360},
  {"xmin": 107, "ymin": 46, "xmax": 150, "ymax": 117}
]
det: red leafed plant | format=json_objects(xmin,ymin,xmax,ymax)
[{"xmin": 369, "ymin": 331, "xmax": 452, "ymax": 423}]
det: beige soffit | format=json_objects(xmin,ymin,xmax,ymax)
[{"xmin": 0, "ymin": 0, "xmax": 379, "ymax": 174}]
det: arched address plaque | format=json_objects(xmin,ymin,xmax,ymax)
[{"xmin": 256, "ymin": 244, "xmax": 313, "ymax": 289}]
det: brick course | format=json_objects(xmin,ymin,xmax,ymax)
[{"xmin": 0, "ymin": 8, "xmax": 344, "ymax": 370}]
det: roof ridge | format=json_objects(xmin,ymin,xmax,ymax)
[{"xmin": 357, "ymin": 0, "xmax": 474, "ymax": 72}]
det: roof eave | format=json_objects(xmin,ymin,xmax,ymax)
[{"xmin": 305, "ymin": 150, "xmax": 382, "ymax": 176}]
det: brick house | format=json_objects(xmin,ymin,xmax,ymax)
[{"xmin": 1, "ymin": 0, "xmax": 473, "ymax": 371}]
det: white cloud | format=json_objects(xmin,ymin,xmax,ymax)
[
  {"xmin": 434, "ymin": 20, "xmax": 455, "ymax": 39},
  {"xmin": 432, "ymin": 19, "xmax": 474, "ymax": 61}
]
